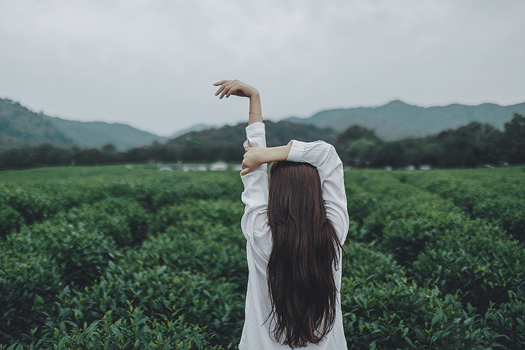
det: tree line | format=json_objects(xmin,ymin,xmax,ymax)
[
  {"xmin": 0, "ymin": 114, "xmax": 523, "ymax": 170},
  {"xmin": 335, "ymin": 113, "xmax": 524, "ymax": 168}
]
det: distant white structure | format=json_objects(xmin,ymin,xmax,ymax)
[
  {"xmin": 420, "ymin": 165, "xmax": 431, "ymax": 171},
  {"xmin": 210, "ymin": 162, "xmax": 228, "ymax": 171},
  {"xmin": 125, "ymin": 164, "xmax": 134, "ymax": 169},
  {"xmin": 406, "ymin": 165, "xmax": 415, "ymax": 171},
  {"xmin": 234, "ymin": 164, "xmax": 243, "ymax": 171},
  {"xmin": 182, "ymin": 165, "xmax": 207, "ymax": 171},
  {"xmin": 159, "ymin": 166, "xmax": 174, "ymax": 172},
  {"xmin": 385, "ymin": 166, "xmax": 393, "ymax": 171}
]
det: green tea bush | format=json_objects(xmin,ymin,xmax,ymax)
[
  {"xmin": 486, "ymin": 291, "xmax": 525, "ymax": 349},
  {"xmin": 412, "ymin": 222, "xmax": 525, "ymax": 309},
  {"xmin": 48, "ymin": 264, "xmax": 244, "ymax": 347},
  {"xmin": 22, "ymin": 182, "xmax": 109, "ymax": 210},
  {"xmin": 360, "ymin": 196, "xmax": 459, "ymax": 245},
  {"xmin": 2, "ymin": 166, "xmax": 525, "ymax": 348},
  {"xmin": 342, "ymin": 241, "xmax": 404, "ymax": 282},
  {"xmin": 345, "ymin": 183, "xmax": 377, "ymax": 226},
  {"xmin": 341, "ymin": 276, "xmax": 500, "ymax": 350},
  {"xmin": 54, "ymin": 197, "xmax": 152, "ymax": 246},
  {"xmin": 136, "ymin": 224, "xmax": 247, "ymax": 287},
  {"xmin": 473, "ymin": 197, "xmax": 525, "ymax": 240},
  {"xmin": 153, "ymin": 199, "xmax": 244, "ymax": 233},
  {"xmin": 379, "ymin": 211, "xmax": 467, "ymax": 267},
  {"xmin": 0, "ymin": 201, "xmax": 23, "ymax": 237},
  {"xmin": 401, "ymin": 172, "xmax": 525, "ymax": 241},
  {"xmin": 0, "ymin": 251, "xmax": 62, "ymax": 344},
  {"xmin": 151, "ymin": 175, "xmax": 242, "ymax": 210},
  {"xmin": 0, "ymin": 186, "xmax": 60, "ymax": 225},
  {"xmin": 6, "ymin": 221, "xmax": 117, "ymax": 287},
  {"xmin": 3, "ymin": 307, "xmax": 226, "ymax": 350}
]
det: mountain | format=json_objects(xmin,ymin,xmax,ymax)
[
  {"xmin": 165, "ymin": 120, "xmax": 336, "ymax": 161},
  {"xmin": 283, "ymin": 100, "xmax": 525, "ymax": 140},
  {"xmin": 0, "ymin": 99, "xmax": 73, "ymax": 150},
  {"xmin": 42, "ymin": 116, "xmax": 168, "ymax": 151},
  {"xmin": 0, "ymin": 98, "xmax": 167, "ymax": 151},
  {"xmin": 168, "ymin": 124, "xmax": 217, "ymax": 139}
]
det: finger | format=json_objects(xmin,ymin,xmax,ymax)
[
  {"xmin": 220, "ymin": 87, "xmax": 233, "ymax": 99},
  {"xmin": 213, "ymin": 80, "xmax": 227, "ymax": 86},
  {"xmin": 226, "ymin": 82, "xmax": 240, "ymax": 97},
  {"xmin": 215, "ymin": 85, "xmax": 227, "ymax": 96},
  {"xmin": 240, "ymin": 168, "xmax": 250, "ymax": 176}
]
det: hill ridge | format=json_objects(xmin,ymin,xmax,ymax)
[
  {"xmin": 283, "ymin": 100, "xmax": 525, "ymax": 140},
  {"xmin": 0, "ymin": 98, "xmax": 168, "ymax": 151}
]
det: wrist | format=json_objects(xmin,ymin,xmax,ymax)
[{"xmin": 262, "ymin": 145, "xmax": 291, "ymax": 163}]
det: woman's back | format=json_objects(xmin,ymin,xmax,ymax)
[
  {"xmin": 213, "ymin": 79, "xmax": 349, "ymax": 349},
  {"xmin": 266, "ymin": 161, "xmax": 342, "ymax": 348},
  {"xmin": 239, "ymin": 123, "xmax": 349, "ymax": 350}
]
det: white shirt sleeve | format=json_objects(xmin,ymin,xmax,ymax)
[
  {"xmin": 286, "ymin": 140, "xmax": 350, "ymax": 243},
  {"xmin": 240, "ymin": 125, "xmax": 349, "ymax": 245},
  {"xmin": 240, "ymin": 122, "xmax": 269, "ymax": 241}
]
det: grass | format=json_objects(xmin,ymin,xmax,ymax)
[{"xmin": 0, "ymin": 162, "xmax": 244, "ymax": 184}]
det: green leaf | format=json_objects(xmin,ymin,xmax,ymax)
[{"xmin": 431, "ymin": 308, "xmax": 443, "ymax": 328}]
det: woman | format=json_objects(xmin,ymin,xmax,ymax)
[{"xmin": 214, "ymin": 80, "xmax": 349, "ymax": 349}]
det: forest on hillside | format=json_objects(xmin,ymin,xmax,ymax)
[{"xmin": 0, "ymin": 114, "xmax": 524, "ymax": 170}]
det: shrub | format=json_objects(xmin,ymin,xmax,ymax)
[
  {"xmin": 7, "ymin": 221, "xmax": 117, "ymax": 287},
  {"xmin": 2, "ymin": 307, "xmax": 226, "ymax": 350},
  {"xmin": 136, "ymin": 224, "xmax": 247, "ymax": 287},
  {"xmin": 341, "ymin": 276, "xmax": 500, "ymax": 350},
  {"xmin": 412, "ymin": 222, "xmax": 525, "ymax": 310},
  {"xmin": 0, "ymin": 251, "xmax": 62, "ymax": 344},
  {"xmin": 473, "ymin": 197, "xmax": 525, "ymax": 240},
  {"xmin": 48, "ymin": 264, "xmax": 244, "ymax": 347},
  {"xmin": 342, "ymin": 240, "xmax": 404, "ymax": 282},
  {"xmin": 1, "ymin": 186, "xmax": 59, "ymax": 225},
  {"xmin": 345, "ymin": 184, "xmax": 378, "ymax": 225},
  {"xmin": 54, "ymin": 197, "xmax": 152, "ymax": 246},
  {"xmin": 0, "ymin": 201, "xmax": 23, "ymax": 237},
  {"xmin": 379, "ymin": 211, "xmax": 467, "ymax": 267},
  {"xmin": 360, "ymin": 196, "xmax": 459, "ymax": 245},
  {"xmin": 486, "ymin": 291, "xmax": 525, "ymax": 349},
  {"xmin": 153, "ymin": 200, "xmax": 244, "ymax": 233}
]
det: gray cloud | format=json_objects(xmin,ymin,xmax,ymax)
[{"xmin": 1, "ymin": 0, "xmax": 524, "ymax": 136}]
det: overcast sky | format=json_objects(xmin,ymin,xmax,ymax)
[{"xmin": 1, "ymin": 0, "xmax": 524, "ymax": 137}]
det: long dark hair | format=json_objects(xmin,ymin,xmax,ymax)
[{"xmin": 266, "ymin": 161, "xmax": 342, "ymax": 348}]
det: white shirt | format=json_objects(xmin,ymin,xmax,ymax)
[{"xmin": 239, "ymin": 122, "xmax": 349, "ymax": 350}]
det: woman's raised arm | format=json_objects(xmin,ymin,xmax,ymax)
[{"xmin": 213, "ymin": 79, "xmax": 262, "ymax": 125}]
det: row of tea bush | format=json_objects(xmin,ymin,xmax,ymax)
[{"xmin": 1, "ymin": 167, "xmax": 524, "ymax": 349}]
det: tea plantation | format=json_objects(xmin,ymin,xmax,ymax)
[{"xmin": 0, "ymin": 165, "xmax": 524, "ymax": 349}]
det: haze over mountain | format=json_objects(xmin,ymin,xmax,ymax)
[
  {"xmin": 0, "ymin": 98, "xmax": 167, "ymax": 151},
  {"xmin": 0, "ymin": 99, "xmax": 73, "ymax": 150},
  {"xmin": 283, "ymin": 100, "xmax": 525, "ymax": 140},
  {"xmin": 42, "ymin": 116, "xmax": 168, "ymax": 151},
  {"xmin": 2, "ymin": 96, "xmax": 525, "ymax": 152},
  {"xmin": 168, "ymin": 124, "xmax": 217, "ymax": 139}
]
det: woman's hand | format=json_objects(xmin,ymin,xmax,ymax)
[
  {"xmin": 240, "ymin": 147, "xmax": 266, "ymax": 176},
  {"xmin": 240, "ymin": 145, "xmax": 292, "ymax": 176},
  {"xmin": 214, "ymin": 80, "xmax": 259, "ymax": 99}
]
